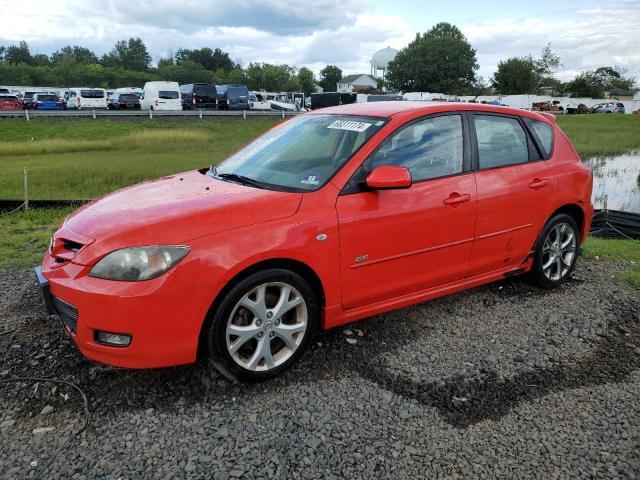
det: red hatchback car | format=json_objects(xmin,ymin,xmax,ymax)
[
  {"xmin": 0, "ymin": 94, "xmax": 23, "ymax": 110},
  {"xmin": 36, "ymin": 102, "xmax": 593, "ymax": 381}
]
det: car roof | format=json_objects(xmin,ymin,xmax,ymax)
[{"xmin": 313, "ymin": 101, "xmax": 556, "ymax": 124}]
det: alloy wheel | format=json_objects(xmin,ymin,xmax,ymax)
[
  {"xmin": 541, "ymin": 222, "xmax": 577, "ymax": 281},
  {"xmin": 226, "ymin": 282, "xmax": 308, "ymax": 372}
]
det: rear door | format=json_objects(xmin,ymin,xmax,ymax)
[
  {"xmin": 469, "ymin": 113, "xmax": 552, "ymax": 276},
  {"xmin": 336, "ymin": 113, "xmax": 477, "ymax": 309}
]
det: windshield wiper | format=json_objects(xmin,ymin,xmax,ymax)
[{"xmin": 216, "ymin": 173, "xmax": 269, "ymax": 189}]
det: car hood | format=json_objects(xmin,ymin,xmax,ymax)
[{"xmin": 65, "ymin": 170, "xmax": 302, "ymax": 265}]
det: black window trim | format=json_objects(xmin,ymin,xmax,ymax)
[
  {"xmin": 341, "ymin": 111, "xmax": 472, "ymax": 195},
  {"xmin": 469, "ymin": 111, "xmax": 546, "ymax": 172}
]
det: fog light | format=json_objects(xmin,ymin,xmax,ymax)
[{"xmin": 96, "ymin": 331, "xmax": 131, "ymax": 347}]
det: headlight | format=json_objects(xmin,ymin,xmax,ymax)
[{"xmin": 89, "ymin": 246, "xmax": 190, "ymax": 281}]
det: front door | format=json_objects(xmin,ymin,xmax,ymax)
[{"xmin": 336, "ymin": 113, "xmax": 477, "ymax": 310}]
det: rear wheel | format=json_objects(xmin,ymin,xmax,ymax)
[
  {"xmin": 531, "ymin": 214, "xmax": 579, "ymax": 289},
  {"xmin": 205, "ymin": 269, "xmax": 318, "ymax": 382}
]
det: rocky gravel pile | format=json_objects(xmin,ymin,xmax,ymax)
[{"xmin": 1, "ymin": 260, "xmax": 639, "ymax": 479}]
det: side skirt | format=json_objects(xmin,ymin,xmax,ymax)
[{"xmin": 323, "ymin": 259, "xmax": 533, "ymax": 329}]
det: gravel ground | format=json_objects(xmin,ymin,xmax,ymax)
[{"xmin": 1, "ymin": 259, "xmax": 639, "ymax": 479}]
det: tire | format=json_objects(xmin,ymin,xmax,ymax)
[
  {"xmin": 531, "ymin": 214, "xmax": 580, "ymax": 289},
  {"xmin": 204, "ymin": 268, "xmax": 319, "ymax": 382}
]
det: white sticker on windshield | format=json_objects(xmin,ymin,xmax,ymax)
[
  {"xmin": 327, "ymin": 120, "xmax": 372, "ymax": 133},
  {"xmin": 301, "ymin": 175, "xmax": 320, "ymax": 186}
]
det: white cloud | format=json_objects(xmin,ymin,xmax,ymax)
[
  {"xmin": 0, "ymin": 0, "xmax": 638, "ymax": 82},
  {"xmin": 461, "ymin": 5, "xmax": 640, "ymax": 81}
]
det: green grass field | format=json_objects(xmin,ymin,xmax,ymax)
[
  {"xmin": 0, "ymin": 118, "xmax": 280, "ymax": 200},
  {"xmin": 0, "ymin": 114, "xmax": 638, "ymax": 200},
  {"xmin": 582, "ymin": 237, "xmax": 640, "ymax": 289},
  {"xmin": 556, "ymin": 114, "xmax": 640, "ymax": 156}
]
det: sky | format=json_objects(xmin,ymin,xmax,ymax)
[{"xmin": 0, "ymin": 0, "xmax": 638, "ymax": 82}]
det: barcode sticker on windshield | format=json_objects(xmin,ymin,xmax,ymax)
[{"xmin": 327, "ymin": 120, "xmax": 372, "ymax": 132}]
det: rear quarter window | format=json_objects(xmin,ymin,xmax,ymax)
[{"xmin": 524, "ymin": 118, "xmax": 554, "ymax": 158}]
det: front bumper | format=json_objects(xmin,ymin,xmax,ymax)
[{"xmin": 36, "ymin": 253, "xmax": 214, "ymax": 369}]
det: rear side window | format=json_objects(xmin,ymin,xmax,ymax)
[
  {"xmin": 524, "ymin": 118, "xmax": 554, "ymax": 158},
  {"xmin": 371, "ymin": 114, "xmax": 464, "ymax": 182},
  {"xmin": 474, "ymin": 115, "xmax": 529, "ymax": 169}
]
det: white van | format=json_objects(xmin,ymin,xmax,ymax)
[
  {"xmin": 65, "ymin": 88, "xmax": 108, "ymax": 109},
  {"xmin": 140, "ymin": 81, "xmax": 182, "ymax": 111}
]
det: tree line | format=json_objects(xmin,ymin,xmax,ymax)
[
  {"xmin": 384, "ymin": 22, "xmax": 636, "ymax": 97},
  {"xmin": 0, "ymin": 39, "xmax": 342, "ymax": 96},
  {"xmin": 1, "ymin": 28, "xmax": 636, "ymax": 98}
]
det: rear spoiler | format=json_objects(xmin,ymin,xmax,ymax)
[{"xmin": 539, "ymin": 112, "xmax": 558, "ymax": 123}]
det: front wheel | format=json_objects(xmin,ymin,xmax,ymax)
[
  {"xmin": 204, "ymin": 269, "xmax": 319, "ymax": 382},
  {"xmin": 531, "ymin": 214, "xmax": 580, "ymax": 289}
]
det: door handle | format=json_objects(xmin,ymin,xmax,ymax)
[
  {"xmin": 529, "ymin": 178, "xmax": 549, "ymax": 189},
  {"xmin": 443, "ymin": 193, "xmax": 471, "ymax": 206}
]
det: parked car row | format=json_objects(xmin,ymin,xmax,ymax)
[{"xmin": 0, "ymin": 82, "xmax": 251, "ymax": 111}]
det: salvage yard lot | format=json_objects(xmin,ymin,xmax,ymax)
[
  {"xmin": 0, "ymin": 114, "xmax": 639, "ymax": 200},
  {"xmin": 1, "ymin": 113, "xmax": 640, "ymax": 478}
]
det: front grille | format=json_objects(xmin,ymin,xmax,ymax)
[{"xmin": 52, "ymin": 297, "xmax": 78, "ymax": 334}]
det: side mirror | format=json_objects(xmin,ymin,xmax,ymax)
[{"xmin": 366, "ymin": 165, "xmax": 412, "ymax": 190}]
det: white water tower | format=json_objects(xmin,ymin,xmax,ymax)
[{"xmin": 370, "ymin": 46, "xmax": 398, "ymax": 81}]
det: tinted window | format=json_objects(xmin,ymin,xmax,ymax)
[
  {"xmin": 193, "ymin": 84, "xmax": 217, "ymax": 96},
  {"xmin": 159, "ymin": 91, "xmax": 179, "ymax": 99},
  {"xmin": 227, "ymin": 85, "xmax": 248, "ymax": 99},
  {"xmin": 81, "ymin": 89, "xmax": 104, "ymax": 98},
  {"xmin": 37, "ymin": 94, "xmax": 58, "ymax": 101},
  {"xmin": 474, "ymin": 115, "xmax": 528, "ymax": 169},
  {"xmin": 0, "ymin": 95, "xmax": 19, "ymax": 101},
  {"xmin": 524, "ymin": 118, "xmax": 553, "ymax": 157},
  {"xmin": 118, "ymin": 94, "xmax": 138, "ymax": 102},
  {"xmin": 371, "ymin": 114, "xmax": 464, "ymax": 181}
]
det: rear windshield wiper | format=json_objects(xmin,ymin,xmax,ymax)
[{"xmin": 215, "ymin": 172, "xmax": 269, "ymax": 190}]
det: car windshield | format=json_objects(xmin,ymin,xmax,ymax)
[
  {"xmin": 159, "ymin": 91, "xmax": 179, "ymax": 99},
  {"xmin": 119, "ymin": 94, "xmax": 138, "ymax": 102},
  {"xmin": 213, "ymin": 114, "xmax": 387, "ymax": 192},
  {"xmin": 81, "ymin": 89, "xmax": 104, "ymax": 98}
]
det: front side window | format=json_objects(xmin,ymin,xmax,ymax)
[
  {"xmin": 370, "ymin": 114, "xmax": 464, "ymax": 181},
  {"xmin": 474, "ymin": 115, "xmax": 529, "ymax": 169},
  {"xmin": 214, "ymin": 114, "xmax": 386, "ymax": 192}
]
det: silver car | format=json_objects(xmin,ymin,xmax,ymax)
[{"xmin": 592, "ymin": 102, "xmax": 625, "ymax": 114}]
